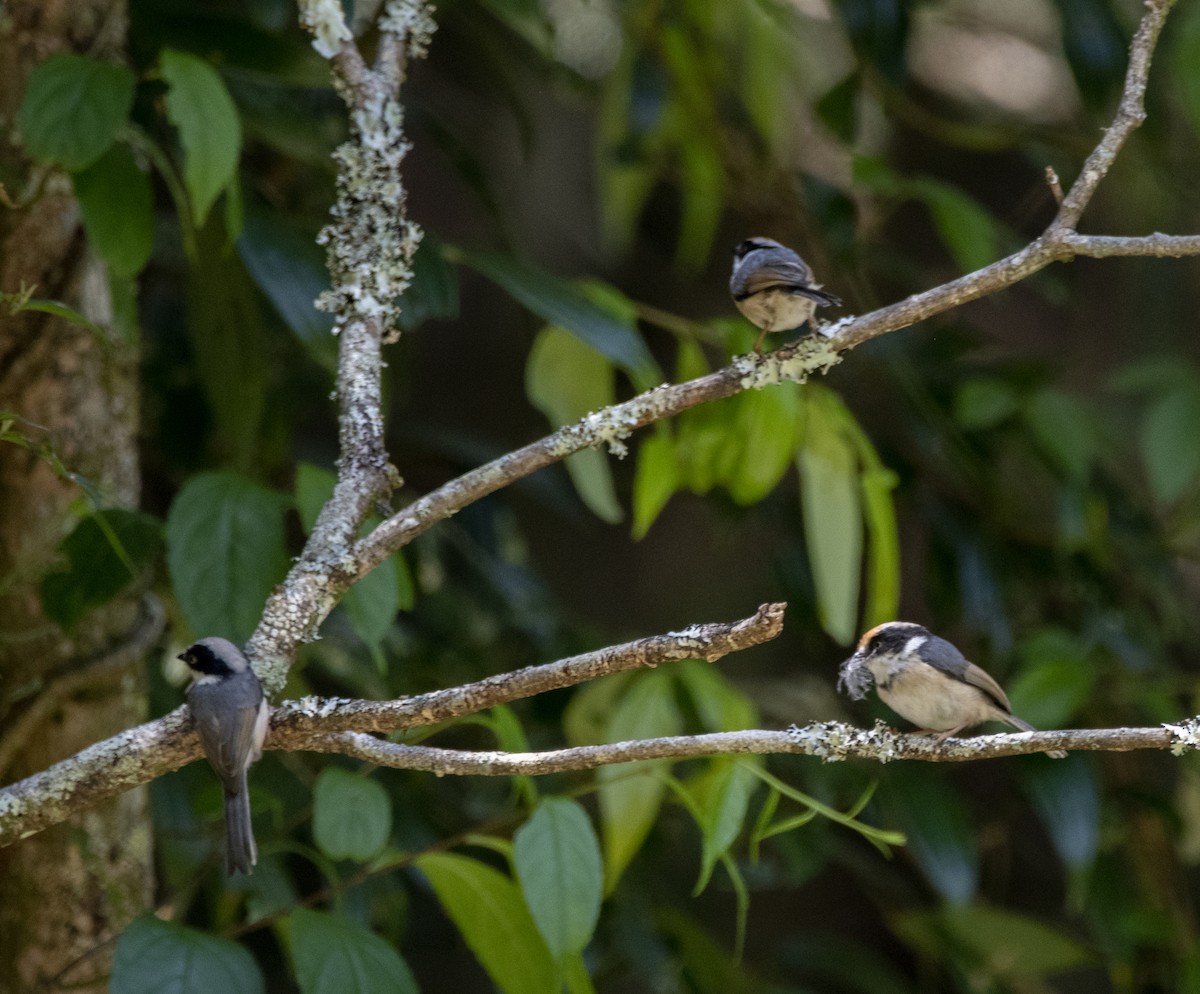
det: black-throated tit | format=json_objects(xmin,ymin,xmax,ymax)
[
  {"xmin": 180, "ymin": 637, "xmax": 269, "ymax": 874},
  {"xmin": 729, "ymin": 237, "xmax": 841, "ymax": 353},
  {"xmin": 838, "ymin": 622, "xmax": 1067, "ymax": 758}
]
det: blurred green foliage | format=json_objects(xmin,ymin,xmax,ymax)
[{"xmin": 12, "ymin": 0, "xmax": 1200, "ymax": 990}]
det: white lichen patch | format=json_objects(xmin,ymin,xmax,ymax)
[
  {"xmin": 788, "ymin": 719, "xmax": 903, "ymax": 763},
  {"xmin": 666, "ymin": 624, "xmax": 708, "ymax": 647},
  {"xmin": 1167, "ymin": 718, "xmax": 1200, "ymax": 755},
  {"xmin": 581, "ymin": 408, "xmax": 634, "ymax": 457},
  {"xmin": 316, "ymin": 84, "xmax": 422, "ymax": 337},
  {"xmin": 298, "ymin": 0, "xmax": 353, "ymax": 57},
  {"xmin": 294, "ymin": 695, "xmax": 353, "ymax": 717},
  {"xmin": 380, "ymin": 0, "xmax": 437, "ymax": 57},
  {"xmin": 735, "ymin": 337, "xmax": 843, "ymax": 390}
]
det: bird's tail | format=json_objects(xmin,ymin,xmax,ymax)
[
  {"xmin": 1007, "ymin": 715, "xmax": 1067, "ymax": 759},
  {"xmin": 223, "ymin": 776, "xmax": 257, "ymax": 875},
  {"xmin": 796, "ymin": 287, "xmax": 841, "ymax": 308}
]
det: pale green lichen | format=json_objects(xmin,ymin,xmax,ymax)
[
  {"xmin": 316, "ymin": 88, "xmax": 422, "ymax": 337},
  {"xmin": 788, "ymin": 720, "xmax": 903, "ymax": 763},
  {"xmin": 302, "ymin": 1, "xmax": 438, "ymax": 340},
  {"xmin": 380, "ymin": 0, "xmax": 437, "ymax": 57},
  {"xmin": 734, "ymin": 336, "xmax": 843, "ymax": 390}
]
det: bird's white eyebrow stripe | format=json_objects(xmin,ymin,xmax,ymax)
[{"xmin": 903, "ymin": 635, "xmax": 926, "ymax": 657}]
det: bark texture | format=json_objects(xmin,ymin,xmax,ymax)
[{"xmin": 0, "ymin": 2, "xmax": 151, "ymax": 991}]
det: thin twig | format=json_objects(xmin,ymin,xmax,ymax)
[
  {"xmin": 272, "ymin": 602, "xmax": 786, "ymax": 738},
  {"xmin": 1052, "ymin": 0, "xmax": 1175, "ymax": 231},
  {"xmin": 1045, "ymin": 166, "xmax": 1064, "ymax": 206},
  {"xmin": 294, "ymin": 722, "xmax": 1184, "ymax": 775}
]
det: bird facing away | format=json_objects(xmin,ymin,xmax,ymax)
[
  {"xmin": 729, "ymin": 237, "xmax": 841, "ymax": 352},
  {"xmin": 181, "ymin": 637, "xmax": 269, "ymax": 874}
]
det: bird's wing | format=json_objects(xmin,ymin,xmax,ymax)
[
  {"xmin": 737, "ymin": 257, "xmax": 814, "ymax": 295},
  {"xmin": 921, "ymin": 636, "xmax": 1012, "ymax": 712},
  {"xmin": 189, "ymin": 677, "xmax": 265, "ymax": 788}
]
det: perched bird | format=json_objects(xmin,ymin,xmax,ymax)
[
  {"xmin": 180, "ymin": 637, "xmax": 269, "ymax": 874},
  {"xmin": 838, "ymin": 621, "xmax": 1067, "ymax": 759},
  {"xmin": 729, "ymin": 237, "xmax": 841, "ymax": 353}
]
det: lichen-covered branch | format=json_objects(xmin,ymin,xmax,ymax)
[
  {"xmin": 246, "ymin": 0, "xmax": 435, "ymax": 691},
  {"xmin": 1, "ymin": 0, "xmax": 1195, "ymax": 857},
  {"xmin": 347, "ymin": 0, "xmax": 1193, "ymax": 579},
  {"xmin": 0, "ymin": 605, "xmax": 782, "ymax": 847},
  {"xmin": 271, "ymin": 602, "xmax": 786, "ymax": 739},
  {"xmin": 296, "ymin": 720, "xmax": 1190, "ymax": 777}
]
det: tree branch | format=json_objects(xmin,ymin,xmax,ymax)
[
  {"xmin": 1051, "ymin": 0, "xmax": 1175, "ymax": 230},
  {"xmin": 288, "ymin": 720, "xmax": 1190, "ymax": 777},
  {"xmin": 295, "ymin": 721, "xmax": 1190, "ymax": 776},
  {"xmin": 271, "ymin": 602, "xmax": 786, "ymax": 740},
  {"xmin": 246, "ymin": 0, "xmax": 434, "ymax": 691},
  {"xmin": 0, "ymin": 0, "xmax": 1193, "ymax": 855},
  {"xmin": 345, "ymin": 0, "xmax": 1192, "ymax": 581},
  {"xmin": 0, "ymin": 605, "xmax": 783, "ymax": 847}
]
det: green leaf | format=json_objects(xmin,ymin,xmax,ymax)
[
  {"xmin": 526, "ymin": 325, "xmax": 623, "ymax": 524},
  {"xmin": 727, "ymin": 385, "xmax": 799, "ymax": 505},
  {"xmin": 631, "ymin": 432, "xmax": 680, "ymax": 539},
  {"xmin": 161, "ymin": 49, "xmax": 242, "ymax": 226},
  {"xmin": 797, "ymin": 394, "xmax": 862, "ymax": 646},
  {"xmin": 656, "ymin": 908, "xmax": 753, "ymax": 994},
  {"xmin": 288, "ymin": 908, "xmax": 418, "ymax": 994},
  {"xmin": 860, "ymin": 465, "xmax": 901, "ymax": 629},
  {"xmin": 294, "ymin": 462, "xmax": 336, "ymax": 535},
  {"xmin": 41, "ymin": 509, "xmax": 162, "ymax": 630},
  {"xmin": 1024, "ymin": 388, "xmax": 1097, "ymax": 483},
  {"xmin": 73, "ymin": 143, "xmax": 154, "ymax": 277},
  {"xmin": 466, "ymin": 250, "xmax": 658, "ymax": 381},
  {"xmin": 954, "ymin": 378, "xmax": 1020, "ymax": 431},
  {"xmin": 18, "ymin": 55, "xmax": 134, "ymax": 170},
  {"xmin": 1021, "ymin": 758, "xmax": 1100, "ymax": 869},
  {"xmin": 891, "ymin": 904, "xmax": 1090, "ymax": 977},
  {"xmin": 416, "ymin": 852, "xmax": 558, "ymax": 994},
  {"xmin": 313, "ymin": 768, "xmax": 392, "ymax": 861},
  {"xmin": 166, "ymin": 471, "xmax": 287, "ymax": 642},
  {"xmin": 674, "ymin": 660, "xmax": 757, "ymax": 732},
  {"xmin": 1172, "ymin": 2, "xmax": 1200, "ymax": 141},
  {"xmin": 1007, "ymin": 628, "xmax": 1095, "ymax": 728},
  {"xmin": 237, "ymin": 212, "xmax": 336, "ymax": 369},
  {"xmin": 691, "ymin": 760, "xmax": 760, "ymax": 894},
  {"xmin": 599, "ymin": 669, "xmax": 683, "ymax": 891},
  {"xmin": 816, "ymin": 73, "xmax": 860, "ymax": 144},
  {"xmin": 882, "ymin": 770, "xmax": 977, "ymax": 905},
  {"xmin": 1140, "ymin": 384, "xmax": 1200, "ymax": 504},
  {"xmin": 675, "ymin": 139, "xmax": 723, "ymax": 271},
  {"xmin": 344, "ymin": 558, "xmax": 401, "ymax": 649},
  {"xmin": 187, "ymin": 220, "xmax": 269, "ymax": 469},
  {"xmin": 398, "ymin": 234, "xmax": 460, "ymax": 332},
  {"xmin": 563, "ymin": 671, "xmax": 633, "ymax": 747},
  {"xmin": 294, "ymin": 462, "xmax": 411, "ymax": 641},
  {"xmin": 1110, "ymin": 356, "xmax": 1200, "ymax": 394},
  {"xmin": 111, "ymin": 915, "xmax": 263, "ymax": 994},
  {"xmin": 2, "ymin": 295, "xmax": 107, "ymax": 337},
  {"xmin": 514, "ymin": 798, "xmax": 603, "ymax": 959},
  {"xmin": 916, "ymin": 180, "xmax": 999, "ymax": 273}
]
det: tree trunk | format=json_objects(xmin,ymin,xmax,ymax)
[{"xmin": 0, "ymin": 2, "xmax": 152, "ymax": 991}]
